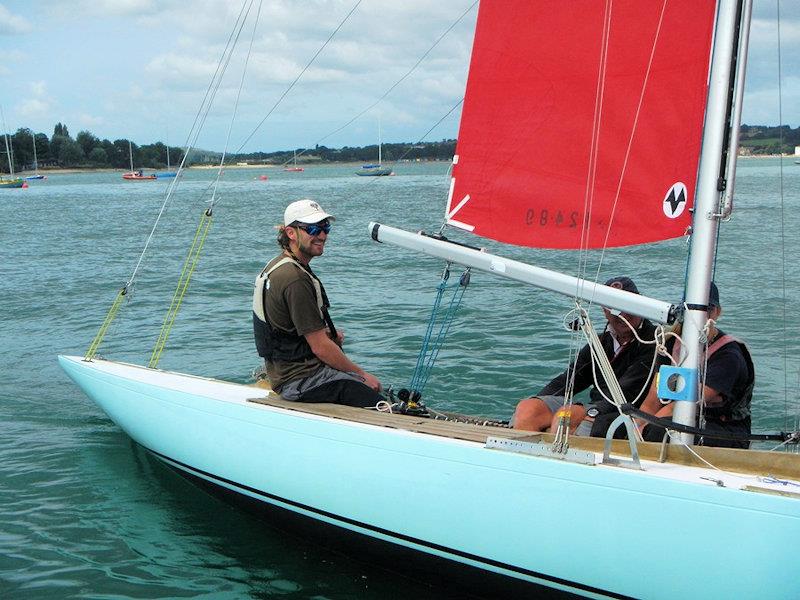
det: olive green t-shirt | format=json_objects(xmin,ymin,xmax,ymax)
[{"xmin": 263, "ymin": 256, "xmax": 326, "ymax": 389}]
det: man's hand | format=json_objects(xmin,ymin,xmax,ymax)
[{"xmin": 360, "ymin": 371, "xmax": 382, "ymax": 392}]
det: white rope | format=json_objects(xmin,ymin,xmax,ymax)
[
  {"xmin": 234, "ymin": 0, "xmax": 364, "ymax": 153},
  {"xmin": 126, "ymin": 0, "xmax": 255, "ymax": 289},
  {"xmin": 209, "ymin": 0, "xmax": 263, "ymax": 209}
]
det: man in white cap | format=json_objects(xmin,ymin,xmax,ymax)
[{"xmin": 252, "ymin": 199, "xmax": 383, "ymax": 406}]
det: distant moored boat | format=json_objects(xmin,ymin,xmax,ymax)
[
  {"xmin": 284, "ymin": 150, "xmax": 304, "ymax": 172},
  {"xmin": 123, "ymin": 141, "xmax": 156, "ymax": 180}
]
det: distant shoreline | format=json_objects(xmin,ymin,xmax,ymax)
[
  {"xmin": 12, "ymin": 161, "xmax": 431, "ymax": 176},
  {"xmin": 7, "ymin": 154, "xmax": 794, "ymax": 177}
]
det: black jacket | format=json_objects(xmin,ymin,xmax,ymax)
[{"xmin": 538, "ymin": 319, "xmax": 658, "ymax": 415}]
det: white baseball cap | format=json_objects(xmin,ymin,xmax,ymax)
[{"xmin": 283, "ymin": 199, "xmax": 335, "ymax": 225}]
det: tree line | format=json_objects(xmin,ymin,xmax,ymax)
[
  {"xmin": 1, "ymin": 122, "xmax": 184, "ymax": 173},
  {"xmin": 2, "ymin": 122, "xmax": 797, "ymax": 174}
]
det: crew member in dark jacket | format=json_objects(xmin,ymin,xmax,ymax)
[{"xmin": 512, "ymin": 277, "xmax": 659, "ymax": 436}]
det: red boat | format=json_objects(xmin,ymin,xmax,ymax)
[
  {"xmin": 123, "ymin": 170, "xmax": 157, "ymax": 180},
  {"xmin": 283, "ymin": 150, "xmax": 304, "ymax": 171}
]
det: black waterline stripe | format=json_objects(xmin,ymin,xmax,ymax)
[{"xmin": 146, "ymin": 446, "xmax": 627, "ymax": 599}]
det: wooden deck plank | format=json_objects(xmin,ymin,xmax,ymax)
[
  {"xmin": 247, "ymin": 395, "xmax": 525, "ymax": 442},
  {"xmin": 246, "ymin": 394, "xmax": 800, "ymax": 479}
]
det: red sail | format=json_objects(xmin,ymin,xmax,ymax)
[{"xmin": 448, "ymin": 1, "xmax": 717, "ymax": 249}]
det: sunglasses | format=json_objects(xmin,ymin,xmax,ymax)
[{"xmin": 295, "ymin": 220, "xmax": 331, "ymax": 236}]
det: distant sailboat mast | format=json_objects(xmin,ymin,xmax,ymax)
[
  {"xmin": 3, "ymin": 133, "xmax": 12, "ymax": 176},
  {"xmin": 0, "ymin": 105, "xmax": 14, "ymax": 177},
  {"xmin": 128, "ymin": 140, "xmax": 135, "ymax": 172},
  {"xmin": 31, "ymin": 132, "xmax": 38, "ymax": 175}
]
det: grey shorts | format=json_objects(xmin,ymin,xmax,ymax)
[
  {"xmin": 537, "ymin": 395, "xmax": 592, "ymax": 436},
  {"xmin": 278, "ymin": 364, "xmax": 364, "ymax": 401}
]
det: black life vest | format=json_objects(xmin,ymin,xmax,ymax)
[
  {"xmin": 252, "ymin": 256, "xmax": 328, "ymax": 362},
  {"xmin": 703, "ymin": 335, "xmax": 754, "ymax": 423},
  {"xmin": 671, "ymin": 334, "xmax": 754, "ymax": 423}
]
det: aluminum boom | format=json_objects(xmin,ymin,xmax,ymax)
[{"xmin": 369, "ymin": 222, "xmax": 677, "ymax": 324}]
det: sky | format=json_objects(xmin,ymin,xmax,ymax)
[{"xmin": 0, "ymin": 0, "xmax": 798, "ymax": 153}]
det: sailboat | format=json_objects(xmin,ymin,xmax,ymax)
[
  {"xmin": 59, "ymin": 2, "xmax": 800, "ymax": 598},
  {"xmin": 283, "ymin": 149, "xmax": 304, "ymax": 172},
  {"xmin": 122, "ymin": 140, "xmax": 156, "ymax": 180},
  {"xmin": 24, "ymin": 132, "xmax": 46, "ymax": 180},
  {"xmin": 356, "ymin": 119, "xmax": 393, "ymax": 176},
  {"xmin": 1, "ymin": 129, "xmax": 24, "ymax": 189}
]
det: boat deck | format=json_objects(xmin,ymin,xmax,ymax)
[
  {"xmin": 248, "ymin": 393, "xmax": 800, "ymax": 482},
  {"xmin": 248, "ymin": 394, "xmax": 526, "ymax": 444}
]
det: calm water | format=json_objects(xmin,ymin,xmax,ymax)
[{"xmin": 1, "ymin": 159, "xmax": 799, "ymax": 597}]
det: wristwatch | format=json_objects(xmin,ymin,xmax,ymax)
[{"xmin": 586, "ymin": 407, "xmax": 599, "ymax": 418}]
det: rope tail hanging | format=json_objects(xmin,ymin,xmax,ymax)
[
  {"xmin": 84, "ymin": 285, "xmax": 129, "ymax": 361},
  {"xmin": 407, "ymin": 264, "xmax": 471, "ymax": 398},
  {"xmin": 149, "ymin": 208, "xmax": 214, "ymax": 369}
]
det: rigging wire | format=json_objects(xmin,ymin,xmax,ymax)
[
  {"xmin": 591, "ymin": 0, "xmax": 669, "ymax": 289},
  {"xmin": 85, "ymin": 0, "xmax": 256, "ymax": 359},
  {"xmin": 297, "ymin": 0, "xmax": 479, "ymax": 158},
  {"xmin": 560, "ymin": 0, "xmax": 616, "ymax": 411},
  {"xmin": 209, "ymin": 0, "xmax": 263, "ymax": 208},
  {"xmin": 88, "ymin": 0, "xmax": 474, "ymax": 363},
  {"xmin": 148, "ymin": 0, "xmax": 264, "ymax": 367},
  {"xmin": 128, "ymin": 0, "xmax": 255, "ymax": 289},
  {"xmin": 408, "ymin": 265, "xmax": 471, "ymax": 396},
  {"xmin": 774, "ymin": 0, "xmax": 792, "ymax": 435},
  {"xmin": 234, "ymin": 0, "xmax": 364, "ymax": 154},
  {"xmin": 206, "ymin": 1, "xmax": 473, "ymax": 195}
]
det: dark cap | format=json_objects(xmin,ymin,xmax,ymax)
[
  {"xmin": 604, "ymin": 276, "xmax": 639, "ymax": 294},
  {"xmin": 709, "ymin": 281, "xmax": 720, "ymax": 308}
]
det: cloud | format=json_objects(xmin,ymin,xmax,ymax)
[
  {"xmin": 18, "ymin": 98, "xmax": 51, "ymax": 117},
  {"xmin": 17, "ymin": 81, "xmax": 52, "ymax": 117},
  {"xmin": 76, "ymin": 113, "xmax": 106, "ymax": 128},
  {"xmin": 0, "ymin": 3, "xmax": 32, "ymax": 34},
  {"xmin": 30, "ymin": 80, "xmax": 47, "ymax": 96}
]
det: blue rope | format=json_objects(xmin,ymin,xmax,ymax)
[{"xmin": 409, "ymin": 266, "xmax": 470, "ymax": 394}]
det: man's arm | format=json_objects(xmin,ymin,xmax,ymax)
[
  {"xmin": 305, "ymin": 328, "xmax": 382, "ymax": 391},
  {"xmin": 537, "ymin": 344, "xmax": 593, "ymax": 397},
  {"xmin": 637, "ymin": 377, "xmax": 722, "ymax": 430}
]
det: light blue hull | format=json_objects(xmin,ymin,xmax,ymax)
[{"xmin": 58, "ymin": 355, "xmax": 800, "ymax": 599}]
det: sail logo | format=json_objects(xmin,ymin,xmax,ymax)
[{"xmin": 662, "ymin": 182, "xmax": 688, "ymax": 219}]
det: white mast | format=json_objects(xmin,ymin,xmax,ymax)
[
  {"xmin": 31, "ymin": 131, "xmax": 38, "ymax": 174},
  {"xmin": 2, "ymin": 133, "xmax": 11, "ymax": 176},
  {"xmin": 378, "ymin": 118, "xmax": 382, "ymax": 165},
  {"xmin": 0, "ymin": 105, "xmax": 13, "ymax": 176},
  {"xmin": 128, "ymin": 140, "xmax": 134, "ymax": 172},
  {"xmin": 672, "ymin": 0, "xmax": 750, "ymax": 443}
]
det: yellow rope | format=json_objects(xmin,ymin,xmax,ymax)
[
  {"xmin": 149, "ymin": 209, "xmax": 213, "ymax": 369},
  {"xmin": 85, "ymin": 285, "xmax": 128, "ymax": 360}
]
